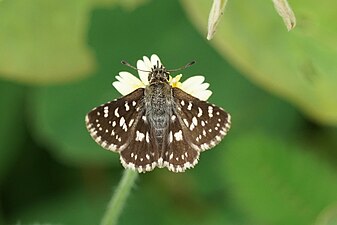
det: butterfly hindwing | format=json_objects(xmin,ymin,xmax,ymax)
[
  {"xmin": 162, "ymin": 112, "xmax": 200, "ymax": 172},
  {"xmin": 119, "ymin": 115, "xmax": 160, "ymax": 172}
]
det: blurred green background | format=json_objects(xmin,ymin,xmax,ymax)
[{"xmin": 1, "ymin": 0, "xmax": 337, "ymax": 224}]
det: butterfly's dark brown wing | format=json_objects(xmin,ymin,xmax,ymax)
[
  {"xmin": 119, "ymin": 114, "xmax": 160, "ymax": 173},
  {"xmin": 172, "ymin": 87, "xmax": 231, "ymax": 152},
  {"xmin": 161, "ymin": 112, "xmax": 200, "ymax": 172},
  {"xmin": 85, "ymin": 88, "xmax": 145, "ymax": 152}
]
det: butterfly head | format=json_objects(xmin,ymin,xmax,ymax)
[
  {"xmin": 148, "ymin": 61, "xmax": 170, "ymax": 84},
  {"xmin": 121, "ymin": 59, "xmax": 196, "ymax": 86}
]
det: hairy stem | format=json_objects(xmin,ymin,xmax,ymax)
[{"xmin": 100, "ymin": 169, "xmax": 138, "ymax": 225}]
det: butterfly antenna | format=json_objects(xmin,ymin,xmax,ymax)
[
  {"xmin": 121, "ymin": 60, "xmax": 151, "ymax": 73},
  {"xmin": 167, "ymin": 61, "xmax": 195, "ymax": 72}
]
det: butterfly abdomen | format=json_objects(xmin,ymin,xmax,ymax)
[{"xmin": 145, "ymin": 83, "xmax": 173, "ymax": 147}]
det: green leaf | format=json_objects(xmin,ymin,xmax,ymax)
[
  {"xmin": 0, "ymin": 80, "xmax": 26, "ymax": 182},
  {"xmin": 0, "ymin": 0, "xmax": 122, "ymax": 84},
  {"xmin": 182, "ymin": 0, "xmax": 337, "ymax": 126},
  {"xmin": 30, "ymin": 76, "xmax": 118, "ymax": 166},
  {"xmin": 316, "ymin": 204, "xmax": 337, "ymax": 225},
  {"xmin": 13, "ymin": 188, "xmax": 107, "ymax": 225},
  {"xmin": 222, "ymin": 131, "xmax": 337, "ymax": 225}
]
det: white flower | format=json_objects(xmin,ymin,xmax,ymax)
[{"xmin": 112, "ymin": 54, "xmax": 212, "ymax": 101}]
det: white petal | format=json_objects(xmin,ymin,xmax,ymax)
[
  {"xmin": 198, "ymin": 83, "xmax": 210, "ymax": 91},
  {"xmin": 170, "ymin": 74, "xmax": 182, "ymax": 83},
  {"xmin": 117, "ymin": 71, "xmax": 143, "ymax": 87},
  {"xmin": 181, "ymin": 76, "xmax": 205, "ymax": 88},
  {"xmin": 181, "ymin": 76, "xmax": 205, "ymax": 94},
  {"xmin": 180, "ymin": 75, "xmax": 212, "ymax": 100},
  {"xmin": 137, "ymin": 57, "xmax": 151, "ymax": 85},
  {"xmin": 112, "ymin": 81, "xmax": 135, "ymax": 96},
  {"xmin": 194, "ymin": 90, "xmax": 213, "ymax": 101},
  {"xmin": 142, "ymin": 56, "xmax": 153, "ymax": 70},
  {"xmin": 150, "ymin": 54, "xmax": 162, "ymax": 67},
  {"xmin": 112, "ymin": 72, "xmax": 144, "ymax": 95}
]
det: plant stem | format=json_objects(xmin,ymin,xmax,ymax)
[{"xmin": 100, "ymin": 169, "xmax": 138, "ymax": 225}]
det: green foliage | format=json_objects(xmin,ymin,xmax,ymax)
[
  {"xmin": 182, "ymin": 0, "xmax": 337, "ymax": 126},
  {"xmin": 223, "ymin": 132, "xmax": 337, "ymax": 225},
  {"xmin": 0, "ymin": 80, "xmax": 25, "ymax": 182},
  {"xmin": 14, "ymin": 188, "xmax": 108, "ymax": 225},
  {"xmin": 0, "ymin": 0, "xmax": 115, "ymax": 84}
]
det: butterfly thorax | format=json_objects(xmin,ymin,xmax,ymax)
[{"xmin": 144, "ymin": 67, "xmax": 173, "ymax": 149}]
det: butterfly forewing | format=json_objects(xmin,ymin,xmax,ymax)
[
  {"xmin": 172, "ymin": 88, "xmax": 231, "ymax": 151},
  {"xmin": 85, "ymin": 88, "xmax": 145, "ymax": 152}
]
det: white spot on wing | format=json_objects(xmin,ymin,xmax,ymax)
[
  {"xmin": 174, "ymin": 130, "xmax": 183, "ymax": 141},
  {"xmin": 208, "ymin": 106, "xmax": 213, "ymax": 118},
  {"xmin": 158, "ymin": 157, "xmax": 163, "ymax": 166},
  {"xmin": 146, "ymin": 132, "xmax": 150, "ymax": 143},
  {"xmin": 190, "ymin": 123, "xmax": 195, "ymax": 131},
  {"xmin": 192, "ymin": 117, "xmax": 198, "ymax": 126},
  {"xmin": 122, "ymin": 123, "xmax": 128, "ymax": 132},
  {"xmin": 197, "ymin": 107, "xmax": 202, "ymax": 117},
  {"xmin": 120, "ymin": 117, "xmax": 125, "ymax": 127},
  {"xmin": 187, "ymin": 102, "xmax": 193, "ymax": 110},
  {"xmin": 103, "ymin": 106, "xmax": 109, "ymax": 117},
  {"xmin": 125, "ymin": 102, "xmax": 130, "ymax": 111},
  {"xmin": 169, "ymin": 131, "xmax": 173, "ymax": 143},
  {"xmin": 114, "ymin": 108, "xmax": 120, "ymax": 117},
  {"xmin": 135, "ymin": 130, "xmax": 145, "ymax": 141}
]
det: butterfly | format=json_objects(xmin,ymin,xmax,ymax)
[{"xmin": 85, "ymin": 57, "xmax": 231, "ymax": 173}]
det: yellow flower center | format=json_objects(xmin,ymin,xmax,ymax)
[{"xmin": 169, "ymin": 74, "xmax": 183, "ymax": 88}]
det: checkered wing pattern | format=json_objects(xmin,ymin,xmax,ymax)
[
  {"xmin": 119, "ymin": 115, "xmax": 160, "ymax": 173},
  {"xmin": 172, "ymin": 87, "xmax": 231, "ymax": 152},
  {"xmin": 163, "ymin": 113, "xmax": 200, "ymax": 172},
  {"xmin": 85, "ymin": 88, "xmax": 145, "ymax": 152}
]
